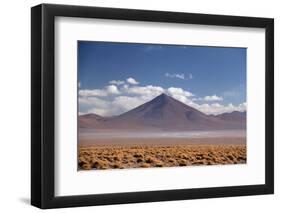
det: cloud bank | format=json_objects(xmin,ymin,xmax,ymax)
[{"xmin": 79, "ymin": 78, "xmax": 246, "ymax": 116}]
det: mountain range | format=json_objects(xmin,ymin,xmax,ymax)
[{"xmin": 79, "ymin": 93, "xmax": 246, "ymax": 131}]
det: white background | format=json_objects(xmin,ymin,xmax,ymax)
[
  {"xmin": 0, "ymin": 0, "xmax": 279, "ymax": 212},
  {"xmin": 55, "ymin": 17, "xmax": 265, "ymax": 196}
]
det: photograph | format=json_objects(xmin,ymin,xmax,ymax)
[
  {"xmin": 78, "ymin": 41, "xmax": 247, "ymax": 170},
  {"xmin": 30, "ymin": 3, "xmax": 274, "ymax": 209}
]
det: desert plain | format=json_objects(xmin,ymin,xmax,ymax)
[{"xmin": 78, "ymin": 132, "xmax": 246, "ymax": 170}]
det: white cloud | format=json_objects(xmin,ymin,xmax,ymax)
[
  {"xmin": 79, "ymin": 89, "xmax": 107, "ymax": 97},
  {"xmin": 106, "ymin": 85, "xmax": 120, "ymax": 94},
  {"xmin": 203, "ymin": 95, "xmax": 223, "ymax": 101},
  {"xmin": 122, "ymin": 84, "xmax": 129, "ymax": 90},
  {"xmin": 195, "ymin": 102, "xmax": 246, "ymax": 115},
  {"xmin": 87, "ymin": 108, "xmax": 111, "ymax": 117},
  {"xmin": 126, "ymin": 77, "xmax": 139, "ymax": 85},
  {"xmin": 109, "ymin": 80, "xmax": 124, "ymax": 85},
  {"xmin": 165, "ymin": 73, "xmax": 193, "ymax": 80},
  {"xmin": 112, "ymin": 96, "xmax": 148, "ymax": 113},
  {"xmin": 79, "ymin": 96, "xmax": 118, "ymax": 116},
  {"xmin": 79, "ymin": 85, "xmax": 120, "ymax": 98},
  {"xmin": 79, "ymin": 96, "xmax": 108, "ymax": 108},
  {"xmin": 165, "ymin": 73, "xmax": 185, "ymax": 80},
  {"xmin": 124, "ymin": 85, "xmax": 164, "ymax": 97},
  {"xmin": 167, "ymin": 87, "xmax": 193, "ymax": 97}
]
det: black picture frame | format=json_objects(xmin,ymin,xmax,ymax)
[{"xmin": 31, "ymin": 3, "xmax": 274, "ymax": 209}]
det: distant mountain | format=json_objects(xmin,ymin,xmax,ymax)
[
  {"xmin": 216, "ymin": 111, "xmax": 246, "ymax": 121},
  {"xmin": 79, "ymin": 93, "xmax": 246, "ymax": 131},
  {"xmin": 79, "ymin": 113, "xmax": 106, "ymax": 128}
]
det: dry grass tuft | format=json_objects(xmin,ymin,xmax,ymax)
[{"xmin": 78, "ymin": 144, "xmax": 246, "ymax": 170}]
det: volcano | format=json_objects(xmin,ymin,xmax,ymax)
[{"xmin": 79, "ymin": 93, "xmax": 246, "ymax": 131}]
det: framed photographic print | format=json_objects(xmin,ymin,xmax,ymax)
[{"xmin": 31, "ymin": 4, "xmax": 274, "ymax": 209}]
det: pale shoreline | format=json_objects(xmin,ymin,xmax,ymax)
[{"xmin": 79, "ymin": 137, "xmax": 246, "ymax": 146}]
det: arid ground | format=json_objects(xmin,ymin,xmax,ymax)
[{"xmin": 78, "ymin": 137, "xmax": 246, "ymax": 170}]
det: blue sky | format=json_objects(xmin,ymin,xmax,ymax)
[{"xmin": 78, "ymin": 41, "xmax": 246, "ymax": 116}]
